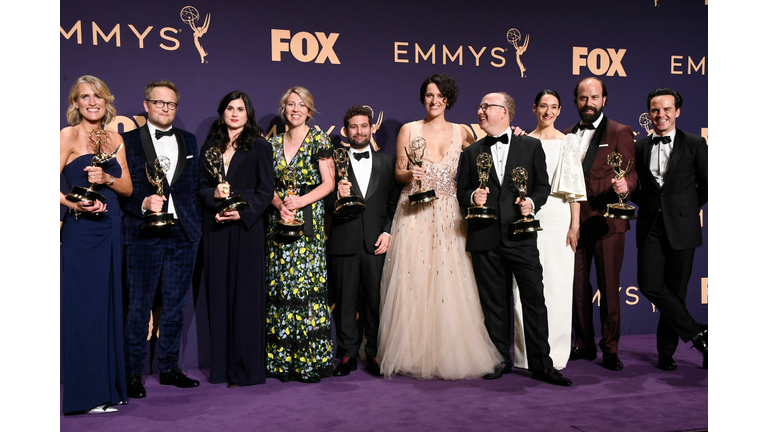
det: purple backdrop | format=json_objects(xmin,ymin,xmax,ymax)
[{"xmin": 60, "ymin": 0, "xmax": 708, "ymax": 370}]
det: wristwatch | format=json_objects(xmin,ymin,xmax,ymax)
[{"xmin": 109, "ymin": 175, "xmax": 115, "ymax": 186}]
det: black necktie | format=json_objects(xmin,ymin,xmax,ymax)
[
  {"xmin": 485, "ymin": 134, "xmax": 509, "ymax": 145},
  {"xmin": 652, "ymin": 135, "xmax": 672, "ymax": 145},
  {"xmin": 353, "ymin": 151, "xmax": 370, "ymax": 161},
  {"xmin": 576, "ymin": 123, "xmax": 595, "ymax": 131},
  {"xmin": 155, "ymin": 128, "xmax": 174, "ymax": 140}
]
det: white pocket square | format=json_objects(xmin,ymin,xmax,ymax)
[
  {"xmin": 187, "ymin": 154, "xmax": 194, "ymax": 159},
  {"xmin": 599, "ymin": 144, "xmax": 609, "ymax": 147}
]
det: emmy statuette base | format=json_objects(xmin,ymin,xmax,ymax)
[
  {"xmin": 335, "ymin": 196, "xmax": 366, "ymax": 218},
  {"xmin": 215, "ymin": 195, "xmax": 249, "ymax": 216},
  {"xmin": 466, "ymin": 205, "xmax": 496, "ymax": 220},
  {"xmin": 408, "ymin": 189, "xmax": 438, "ymax": 206},
  {"xmin": 604, "ymin": 204, "xmax": 636, "ymax": 220},
  {"xmin": 142, "ymin": 212, "xmax": 176, "ymax": 229},
  {"xmin": 66, "ymin": 185, "xmax": 106, "ymax": 204},
  {"xmin": 512, "ymin": 217, "xmax": 542, "ymax": 235},
  {"xmin": 275, "ymin": 218, "xmax": 304, "ymax": 244}
]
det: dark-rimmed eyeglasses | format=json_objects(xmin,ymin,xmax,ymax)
[
  {"xmin": 147, "ymin": 99, "xmax": 179, "ymax": 110},
  {"xmin": 476, "ymin": 103, "xmax": 505, "ymax": 112}
]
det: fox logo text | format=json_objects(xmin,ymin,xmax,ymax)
[{"xmin": 271, "ymin": 29, "xmax": 340, "ymax": 64}]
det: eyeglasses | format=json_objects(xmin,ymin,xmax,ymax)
[
  {"xmin": 147, "ymin": 99, "xmax": 179, "ymax": 110},
  {"xmin": 476, "ymin": 103, "xmax": 505, "ymax": 112}
]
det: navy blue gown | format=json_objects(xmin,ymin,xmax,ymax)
[{"xmin": 61, "ymin": 155, "xmax": 127, "ymax": 413}]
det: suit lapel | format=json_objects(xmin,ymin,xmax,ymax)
[
  {"xmin": 225, "ymin": 147, "xmax": 244, "ymax": 181},
  {"xmin": 171, "ymin": 129, "xmax": 187, "ymax": 186},
  {"xmin": 139, "ymin": 126, "xmax": 158, "ymax": 168},
  {"xmin": 640, "ymin": 137, "xmax": 661, "ymax": 191},
  {"xmin": 664, "ymin": 130, "xmax": 684, "ymax": 188},
  {"xmin": 581, "ymin": 116, "xmax": 608, "ymax": 176},
  {"xmin": 503, "ymin": 135, "xmax": 523, "ymax": 190},
  {"xmin": 348, "ymin": 163, "xmax": 363, "ymax": 197},
  {"xmin": 365, "ymin": 151, "xmax": 382, "ymax": 199}
]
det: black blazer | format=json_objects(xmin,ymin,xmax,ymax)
[
  {"xmin": 457, "ymin": 134, "xmax": 550, "ymax": 251},
  {"xmin": 326, "ymin": 148, "xmax": 400, "ymax": 255},
  {"xmin": 631, "ymin": 129, "xmax": 707, "ymax": 251},
  {"xmin": 197, "ymin": 137, "xmax": 275, "ymax": 231},
  {"xmin": 120, "ymin": 125, "xmax": 202, "ymax": 245}
]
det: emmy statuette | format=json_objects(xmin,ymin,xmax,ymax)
[
  {"xmin": 275, "ymin": 165, "xmax": 304, "ymax": 242},
  {"xmin": 510, "ymin": 167, "xmax": 542, "ymax": 235},
  {"xmin": 466, "ymin": 152, "xmax": 497, "ymax": 220},
  {"xmin": 142, "ymin": 156, "xmax": 176, "ymax": 229},
  {"xmin": 66, "ymin": 128, "xmax": 123, "ymax": 204},
  {"xmin": 604, "ymin": 152, "xmax": 636, "ymax": 220},
  {"xmin": 332, "ymin": 148, "xmax": 366, "ymax": 218},
  {"xmin": 203, "ymin": 147, "xmax": 248, "ymax": 216},
  {"xmin": 405, "ymin": 136, "xmax": 438, "ymax": 206}
]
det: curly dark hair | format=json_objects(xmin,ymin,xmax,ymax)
[
  {"xmin": 419, "ymin": 73, "xmax": 459, "ymax": 109},
  {"xmin": 343, "ymin": 105, "xmax": 373, "ymax": 129},
  {"xmin": 205, "ymin": 90, "xmax": 263, "ymax": 152}
]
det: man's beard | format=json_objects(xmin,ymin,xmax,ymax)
[
  {"xmin": 579, "ymin": 106, "xmax": 603, "ymax": 124},
  {"xmin": 349, "ymin": 136, "xmax": 370, "ymax": 149}
]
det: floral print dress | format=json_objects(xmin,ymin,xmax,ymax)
[{"xmin": 266, "ymin": 128, "xmax": 334, "ymax": 382}]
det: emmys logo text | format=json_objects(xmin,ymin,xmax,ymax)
[
  {"xmin": 671, "ymin": 55, "xmax": 706, "ymax": 75},
  {"xmin": 60, "ymin": 20, "xmax": 181, "ymax": 50},
  {"xmin": 271, "ymin": 29, "xmax": 341, "ymax": 64},
  {"xmin": 394, "ymin": 42, "xmax": 506, "ymax": 67},
  {"xmin": 572, "ymin": 47, "xmax": 627, "ymax": 77}
]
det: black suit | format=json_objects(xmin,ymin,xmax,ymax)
[
  {"xmin": 120, "ymin": 124, "xmax": 201, "ymax": 376},
  {"xmin": 457, "ymin": 133, "xmax": 553, "ymax": 371},
  {"xmin": 632, "ymin": 129, "xmax": 707, "ymax": 357},
  {"xmin": 326, "ymin": 146, "xmax": 399, "ymax": 360}
]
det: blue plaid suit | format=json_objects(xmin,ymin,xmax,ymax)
[{"xmin": 120, "ymin": 125, "xmax": 201, "ymax": 376}]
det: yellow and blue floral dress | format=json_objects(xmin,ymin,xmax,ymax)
[{"xmin": 266, "ymin": 128, "xmax": 334, "ymax": 382}]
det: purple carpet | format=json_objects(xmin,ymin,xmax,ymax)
[{"xmin": 60, "ymin": 334, "xmax": 707, "ymax": 431}]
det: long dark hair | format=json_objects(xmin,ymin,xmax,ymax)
[{"xmin": 206, "ymin": 90, "xmax": 263, "ymax": 152}]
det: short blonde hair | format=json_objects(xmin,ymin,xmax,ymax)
[
  {"xmin": 66, "ymin": 75, "xmax": 117, "ymax": 126},
  {"xmin": 279, "ymin": 86, "xmax": 316, "ymax": 125}
]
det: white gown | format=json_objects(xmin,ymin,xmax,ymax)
[
  {"xmin": 378, "ymin": 120, "xmax": 502, "ymax": 380},
  {"xmin": 512, "ymin": 135, "xmax": 587, "ymax": 370}
]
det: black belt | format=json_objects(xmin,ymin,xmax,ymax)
[{"xmin": 297, "ymin": 184, "xmax": 316, "ymax": 239}]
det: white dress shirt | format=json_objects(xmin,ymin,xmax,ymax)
[
  {"xmin": 349, "ymin": 146, "xmax": 372, "ymax": 198},
  {"xmin": 649, "ymin": 129, "xmax": 676, "ymax": 187}
]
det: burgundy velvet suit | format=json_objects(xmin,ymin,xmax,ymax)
[{"xmin": 567, "ymin": 116, "xmax": 636, "ymax": 355}]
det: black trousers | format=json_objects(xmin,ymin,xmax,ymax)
[
  {"xmin": 471, "ymin": 241, "xmax": 553, "ymax": 372},
  {"xmin": 637, "ymin": 216, "xmax": 700, "ymax": 357}
]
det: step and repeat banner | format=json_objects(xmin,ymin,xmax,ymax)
[{"xmin": 60, "ymin": 0, "xmax": 708, "ymax": 368}]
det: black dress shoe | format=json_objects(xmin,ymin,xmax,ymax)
[
  {"xmin": 159, "ymin": 367, "xmax": 200, "ymax": 388},
  {"xmin": 126, "ymin": 374, "xmax": 146, "ymax": 399},
  {"xmin": 483, "ymin": 362, "xmax": 512, "ymax": 380},
  {"xmin": 691, "ymin": 326, "xmax": 708, "ymax": 369},
  {"xmin": 658, "ymin": 355, "xmax": 677, "ymax": 371},
  {"xmin": 602, "ymin": 353, "xmax": 624, "ymax": 371},
  {"xmin": 569, "ymin": 346, "xmax": 597, "ymax": 361},
  {"xmin": 532, "ymin": 367, "xmax": 573, "ymax": 386},
  {"xmin": 366, "ymin": 358, "xmax": 383, "ymax": 377},
  {"xmin": 332, "ymin": 357, "xmax": 358, "ymax": 377}
]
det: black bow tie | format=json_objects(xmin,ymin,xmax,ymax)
[
  {"xmin": 652, "ymin": 136, "xmax": 672, "ymax": 145},
  {"xmin": 576, "ymin": 123, "xmax": 595, "ymax": 131},
  {"xmin": 485, "ymin": 134, "xmax": 509, "ymax": 145},
  {"xmin": 353, "ymin": 151, "xmax": 370, "ymax": 161},
  {"xmin": 155, "ymin": 128, "xmax": 174, "ymax": 140}
]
